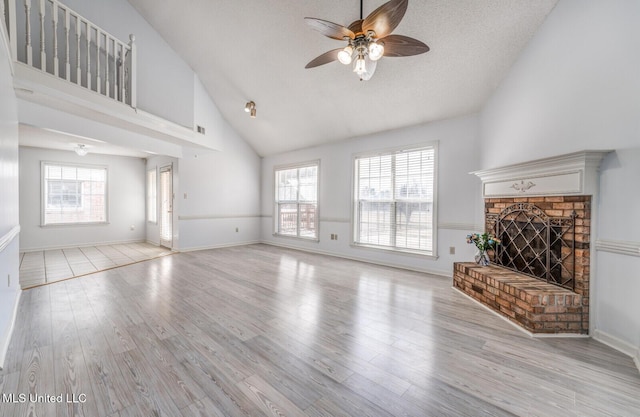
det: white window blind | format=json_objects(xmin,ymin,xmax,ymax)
[
  {"xmin": 42, "ymin": 162, "xmax": 107, "ymax": 225},
  {"xmin": 147, "ymin": 169, "xmax": 157, "ymax": 223},
  {"xmin": 354, "ymin": 146, "xmax": 435, "ymax": 254},
  {"xmin": 274, "ymin": 162, "xmax": 319, "ymax": 239}
]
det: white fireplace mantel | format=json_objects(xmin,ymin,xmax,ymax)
[{"xmin": 471, "ymin": 150, "xmax": 612, "ymax": 198}]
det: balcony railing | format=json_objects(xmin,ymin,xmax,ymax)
[{"xmin": 1, "ymin": 0, "xmax": 136, "ymax": 106}]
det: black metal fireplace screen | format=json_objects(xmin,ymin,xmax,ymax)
[{"xmin": 487, "ymin": 203, "xmax": 576, "ymax": 290}]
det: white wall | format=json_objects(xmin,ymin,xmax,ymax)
[
  {"xmin": 260, "ymin": 114, "xmax": 482, "ymax": 276},
  {"xmin": 19, "ymin": 147, "xmax": 147, "ymax": 250},
  {"xmin": 480, "ymin": 0, "xmax": 640, "ymax": 363},
  {"xmin": 0, "ymin": 22, "xmax": 21, "ymax": 369}
]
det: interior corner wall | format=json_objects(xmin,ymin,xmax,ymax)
[
  {"xmin": 19, "ymin": 147, "xmax": 147, "ymax": 251},
  {"xmin": 177, "ymin": 122, "xmax": 261, "ymax": 251},
  {"xmin": 0, "ymin": 25, "xmax": 21, "ymax": 369},
  {"xmin": 260, "ymin": 114, "xmax": 482, "ymax": 277},
  {"xmin": 479, "ymin": 0, "xmax": 640, "ymax": 362},
  {"xmin": 56, "ymin": 0, "xmax": 195, "ymax": 128}
]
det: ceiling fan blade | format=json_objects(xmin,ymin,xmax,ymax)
[
  {"xmin": 380, "ymin": 34, "xmax": 429, "ymax": 57},
  {"xmin": 305, "ymin": 49, "xmax": 342, "ymax": 68},
  {"xmin": 362, "ymin": 0, "xmax": 408, "ymax": 39},
  {"xmin": 348, "ymin": 19, "xmax": 364, "ymax": 35},
  {"xmin": 304, "ymin": 17, "xmax": 355, "ymax": 40}
]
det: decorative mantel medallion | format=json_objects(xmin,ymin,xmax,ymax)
[{"xmin": 510, "ymin": 180, "xmax": 536, "ymax": 193}]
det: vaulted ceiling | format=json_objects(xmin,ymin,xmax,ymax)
[{"xmin": 127, "ymin": 0, "xmax": 558, "ymax": 156}]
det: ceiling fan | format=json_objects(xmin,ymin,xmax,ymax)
[{"xmin": 304, "ymin": 0, "xmax": 429, "ymax": 81}]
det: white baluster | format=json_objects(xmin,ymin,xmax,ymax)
[
  {"xmin": 86, "ymin": 22, "xmax": 91, "ymax": 90},
  {"xmin": 6, "ymin": 0, "xmax": 18, "ymax": 60},
  {"xmin": 75, "ymin": 15, "xmax": 80, "ymax": 84},
  {"xmin": 0, "ymin": 1, "xmax": 5, "ymax": 26},
  {"xmin": 105, "ymin": 37, "xmax": 111, "ymax": 98},
  {"xmin": 52, "ymin": 1, "xmax": 59, "ymax": 77},
  {"xmin": 25, "ymin": 0, "xmax": 33, "ymax": 65},
  {"xmin": 96, "ymin": 30, "xmax": 101, "ymax": 94},
  {"xmin": 64, "ymin": 8, "xmax": 70, "ymax": 81},
  {"xmin": 128, "ymin": 34, "xmax": 136, "ymax": 108},
  {"xmin": 39, "ymin": 0, "xmax": 45, "ymax": 71},
  {"xmin": 118, "ymin": 42, "xmax": 124, "ymax": 102}
]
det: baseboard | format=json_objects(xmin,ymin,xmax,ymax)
[
  {"xmin": 593, "ymin": 329, "xmax": 639, "ymax": 359},
  {"xmin": 178, "ymin": 240, "xmax": 261, "ymax": 253},
  {"xmin": 261, "ymin": 240, "xmax": 452, "ymax": 278},
  {"xmin": 453, "ymin": 287, "xmax": 589, "ymax": 339},
  {"xmin": 0, "ymin": 290, "xmax": 22, "ymax": 371},
  {"xmin": 20, "ymin": 238, "xmax": 147, "ymax": 252}
]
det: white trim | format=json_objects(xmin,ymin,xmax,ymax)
[
  {"xmin": 595, "ymin": 239, "xmax": 640, "ymax": 257},
  {"xmin": 262, "ymin": 240, "xmax": 450, "ymax": 277},
  {"xmin": 20, "ymin": 238, "xmax": 146, "ymax": 253},
  {"xmin": 453, "ymin": 287, "xmax": 589, "ymax": 338},
  {"xmin": 0, "ymin": 2, "xmax": 15, "ymax": 75},
  {"xmin": 471, "ymin": 150, "xmax": 611, "ymax": 198},
  {"xmin": 593, "ymin": 329, "xmax": 640, "ymax": 367},
  {"xmin": 0, "ymin": 225, "xmax": 20, "ymax": 253},
  {"xmin": 178, "ymin": 214, "xmax": 261, "ymax": 221},
  {"xmin": 0, "ymin": 290, "xmax": 22, "ymax": 371},
  {"xmin": 178, "ymin": 240, "xmax": 261, "ymax": 253}
]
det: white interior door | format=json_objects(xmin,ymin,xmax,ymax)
[{"xmin": 159, "ymin": 165, "xmax": 173, "ymax": 248}]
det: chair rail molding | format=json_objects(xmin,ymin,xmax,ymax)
[
  {"xmin": 595, "ymin": 239, "xmax": 640, "ymax": 257},
  {"xmin": 0, "ymin": 225, "xmax": 20, "ymax": 253}
]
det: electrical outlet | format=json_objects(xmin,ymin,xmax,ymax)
[
  {"xmin": 235, "ymin": 227, "xmax": 239, "ymax": 233},
  {"xmin": 449, "ymin": 246, "xmax": 455, "ymax": 255},
  {"xmin": 335, "ymin": 234, "xmax": 338, "ymax": 240},
  {"xmin": 130, "ymin": 225, "xmax": 135, "ymax": 231}
]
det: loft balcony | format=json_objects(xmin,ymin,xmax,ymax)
[{"xmin": 1, "ymin": 0, "xmax": 219, "ymax": 156}]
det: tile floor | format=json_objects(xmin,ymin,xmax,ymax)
[{"xmin": 19, "ymin": 242, "xmax": 173, "ymax": 289}]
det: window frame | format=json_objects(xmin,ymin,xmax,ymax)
[
  {"xmin": 147, "ymin": 168, "xmax": 158, "ymax": 224},
  {"xmin": 273, "ymin": 160, "xmax": 320, "ymax": 241},
  {"xmin": 41, "ymin": 161, "xmax": 109, "ymax": 227},
  {"xmin": 350, "ymin": 142, "xmax": 438, "ymax": 258}
]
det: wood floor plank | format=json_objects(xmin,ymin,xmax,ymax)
[{"xmin": 3, "ymin": 244, "xmax": 640, "ymax": 417}]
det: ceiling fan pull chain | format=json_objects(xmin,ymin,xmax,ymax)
[{"xmin": 360, "ymin": 0, "xmax": 363, "ymax": 20}]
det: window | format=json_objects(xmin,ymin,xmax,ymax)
[
  {"xmin": 147, "ymin": 168, "xmax": 157, "ymax": 223},
  {"xmin": 274, "ymin": 162, "xmax": 319, "ymax": 239},
  {"xmin": 42, "ymin": 162, "xmax": 107, "ymax": 225},
  {"xmin": 353, "ymin": 144, "xmax": 436, "ymax": 255}
]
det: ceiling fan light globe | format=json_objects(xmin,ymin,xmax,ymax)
[
  {"xmin": 337, "ymin": 49, "xmax": 352, "ymax": 65},
  {"xmin": 353, "ymin": 55, "xmax": 366, "ymax": 75},
  {"xmin": 369, "ymin": 42, "xmax": 384, "ymax": 61}
]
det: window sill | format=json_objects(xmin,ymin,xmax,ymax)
[
  {"xmin": 41, "ymin": 222, "xmax": 109, "ymax": 228},
  {"xmin": 350, "ymin": 242, "xmax": 438, "ymax": 260}
]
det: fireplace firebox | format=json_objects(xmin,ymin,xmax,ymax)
[{"xmin": 487, "ymin": 202, "xmax": 576, "ymax": 290}]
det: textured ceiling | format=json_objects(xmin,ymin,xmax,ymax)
[{"xmin": 127, "ymin": 0, "xmax": 558, "ymax": 156}]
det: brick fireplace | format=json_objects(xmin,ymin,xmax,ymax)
[{"xmin": 453, "ymin": 151, "xmax": 610, "ymax": 335}]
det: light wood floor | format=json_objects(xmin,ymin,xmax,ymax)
[
  {"xmin": 1, "ymin": 244, "xmax": 639, "ymax": 417},
  {"xmin": 19, "ymin": 242, "xmax": 173, "ymax": 289}
]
